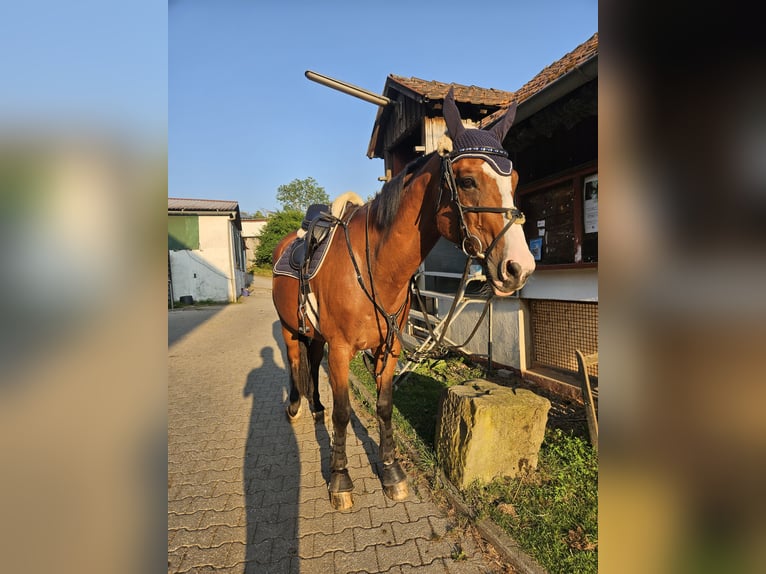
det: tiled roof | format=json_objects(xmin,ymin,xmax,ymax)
[
  {"xmin": 387, "ymin": 75, "xmax": 514, "ymax": 106},
  {"xmin": 168, "ymin": 198, "xmax": 240, "ymax": 212},
  {"xmin": 478, "ymin": 33, "xmax": 598, "ymax": 128},
  {"xmin": 384, "ymin": 32, "xmax": 597, "ymax": 109},
  {"xmin": 513, "ymin": 32, "xmax": 597, "ymax": 106}
]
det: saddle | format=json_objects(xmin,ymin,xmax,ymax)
[
  {"xmin": 273, "ymin": 204, "xmax": 338, "ymax": 280},
  {"xmin": 273, "ymin": 193, "xmax": 365, "ymax": 334},
  {"xmin": 289, "ymin": 204, "xmax": 335, "ymax": 276}
]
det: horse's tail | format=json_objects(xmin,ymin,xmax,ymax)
[{"xmin": 296, "ymin": 335, "xmax": 314, "ymax": 401}]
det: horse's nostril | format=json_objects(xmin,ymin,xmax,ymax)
[{"xmin": 505, "ymin": 260, "xmax": 522, "ymax": 280}]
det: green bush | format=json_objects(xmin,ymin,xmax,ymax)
[{"xmin": 254, "ymin": 209, "xmax": 303, "ymax": 266}]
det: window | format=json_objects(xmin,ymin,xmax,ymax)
[
  {"xmin": 517, "ymin": 164, "xmax": 597, "ymax": 267},
  {"xmin": 168, "ymin": 215, "xmax": 199, "ymax": 250}
]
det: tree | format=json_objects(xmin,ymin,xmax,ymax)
[
  {"xmin": 254, "ymin": 209, "xmax": 304, "ymax": 267},
  {"xmin": 276, "ymin": 177, "xmax": 329, "ymax": 212}
]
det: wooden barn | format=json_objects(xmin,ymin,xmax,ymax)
[{"xmin": 367, "ymin": 33, "xmax": 599, "ymax": 397}]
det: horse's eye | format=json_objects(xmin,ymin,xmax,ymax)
[{"xmin": 458, "ymin": 177, "xmax": 476, "ymax": 189}]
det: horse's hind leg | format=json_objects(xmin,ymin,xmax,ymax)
[
  {"xmin": 375, "ymin": 346, "xmax": 409, "ymax": 501},
  {"xmin": 326, "ymin": 345, "xmax": 355, "ymax": 510},
  {"xmin": 308, "ymin": 338, "xmax": 326, "ymax": 422},
  {"xmin": 282, "ymin": 326, "xmax": 308, "ymax": 421}
]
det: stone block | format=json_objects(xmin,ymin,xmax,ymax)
[{"xmin": 435, "ymin": 380, "xmax": 550, "ymax": 489}]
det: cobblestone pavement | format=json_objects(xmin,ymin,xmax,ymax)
[{"xmin": 169, "ymin": 277, "xmax": 503, "ymax": 573}]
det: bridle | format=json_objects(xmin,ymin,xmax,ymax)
[{"xmin": 440, "ymin": 152, "xmax": 526, "ymax": 261}]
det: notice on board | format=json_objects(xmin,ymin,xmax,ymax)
[{"xmin": 584, "ymin": 174, "xmax": 598, "ymax": 233}]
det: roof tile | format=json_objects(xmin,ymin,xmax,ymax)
[{"xmin": 168, "ymin": 198, "xmax": 240, "ymax": 212}]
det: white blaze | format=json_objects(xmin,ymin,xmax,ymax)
[{"xmin": 480, "ymin": 163, "xmax": 532, "ymax": 268}]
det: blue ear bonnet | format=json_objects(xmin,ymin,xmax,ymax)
[{"xmin": 450, "ymin": 128, "xmax": 512, "ymax": 176}]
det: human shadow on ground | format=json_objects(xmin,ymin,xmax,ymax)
[{"xmin": 242, "ymin": 345, "xmax": 301, "ymax": 574}]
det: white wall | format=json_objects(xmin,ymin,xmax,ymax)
[
  {"xmin": 519, "ymin": 268, "xmax": 598, "ymax": 302},
  {"xmin": 428, "ymin": 294, "xmax": 527, "ymax": 370},
  {"xmin": 241, "ymin": 219, "xmax": 267, "ymax": 270},
  {"xmin": 170, "ymin": 215, "xmax": 245, "ymax": 303}
]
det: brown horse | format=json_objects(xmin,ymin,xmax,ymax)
[{"xmin": 272, "ymin": 88, "xmax": 535, "ymax": 510}]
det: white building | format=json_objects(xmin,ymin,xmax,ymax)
[
  {"xmin": 241, "ymin": 218, "xmax": 268, "ymax": 272},
  {"xmin": 168, "ymin": 198, "xmax": 247, "ymax": 303}
]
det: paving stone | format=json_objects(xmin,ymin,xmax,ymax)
[
  {"xmin": 443, "ymin": 558, "xmax": 489, "ymax": 573},
  {"xmin": 167, "ymin": 550, "xmax": 184, "ymax": 573},
  {"xmin": 353, "ymin": 522, "xmax": 396, "ymax": 551},
  {"xmin": 370, "ymin": 502, "xmax": 409, "ymax": 528},
  {"xmin": 311, "ymin": 529, "xmax": 356, "ymax": 555},
  {"xmin": 176, "ymin": 542, "xmax": 234, "ymax": 571},
  {"xmin": 168, "ymin": 525, "xmax": 218, "ymax": 551},
  {"xmin": 296, "ymin": 551, "xmax": 334, "ymax": 574},
  {"xmin": 392, "ymin": 516, "xmax": 434, "ymax": 544},
  {"xmin": 185, "ymin": 493, "xmax": 231, "ymax": 513},
  {"xmin": 332, "ymin": 506, "xmax": 372, "ymax": 533},
  {"xmin": 298, "ymin": 509, "xmax": 333, "ymax": 537},
  {"xmin": 210, "ymin": 524, "xmax": 246, "ymax": 547},
  {"xmin": 168, "ymin": 498, "xmax": 194, "ymax": 514},
  {"xmin": 270, "ymin": 535, "xmax": 300, "ymax": 562},
  {"xmin": 243, "ymin": 537, "xmax": 272, "ymax": 563},
  {"xmin": 199, "ymin": 508, "xmax": 244, "ymax": 529},
  {"xmin": 376, "ymin": 539, "xmax": 423, "ymax": 571},
  {"xmin": 297, "ymin": 530, "xmax": 315, "ymax": 558},
  {"xmin": 401, "ymin": 559, "xmax": 448, "ymax": 573},
  {"xmin": 334, "ymin": 545, "xmax": 379, "ymax": 573},
  {"xmin": 300, "ymin": 484, "xmax": 329, "ymax": 503},
  {"xmin": 416, "ymin": 536, "xmax": 457, "ymax": 563},
  {"xmin": 168, "ymin": 511, "xmax": 204, "ymax": 530},
  {"xmin": 404, "ymin": 501, "xmax": 440, "ymax": 522}
]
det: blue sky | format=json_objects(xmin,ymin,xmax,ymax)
[
  {"xmin": 2, "ymin": 1, "xmax": 166, "ymax": 141},
  {"xmin": 170, "ymin": 0, "xmax": 598, "ymax": 214}
]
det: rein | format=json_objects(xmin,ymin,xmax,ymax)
[{"xmin": 339, "ymin": 206, "xmax": 409, "ymax": 380}]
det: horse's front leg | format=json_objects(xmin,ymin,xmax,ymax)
[
  {"xmin": 327, "ymin": 345, "xmax": 355, "ymax": 510},
  {"xmin": 375, "ymin": 344, "xmax": 409, "ymax": 501}
]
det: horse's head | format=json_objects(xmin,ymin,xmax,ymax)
[{"xmin": 437, "ymin": 87, "xmax": 535, "ymax": 296}]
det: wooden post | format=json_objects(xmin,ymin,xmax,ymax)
[{"xmin": 575, "ymin": 350, "xmax": 598, "ymax": 451}]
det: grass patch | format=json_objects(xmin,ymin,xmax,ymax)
[
  {"xmin": 349, "ymin": 351, "xmax": 598, "ymax": 574},
  {"xmin": 464, "ymin": 428, "xmax": 598, "ymax": 573}
]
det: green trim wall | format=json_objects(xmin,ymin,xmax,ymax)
[{"xmin": 168, "ymin": 215, "xmax": 199, "ymax": 250}]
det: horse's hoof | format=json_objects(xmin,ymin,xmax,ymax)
[
  {"xmin": 383, "ymin": 480, "xmax": 409, "ymax": 501},
  {"xmin": 329, "ymin": 491, "xmax": 354, "ymax": 511},
  {"xmin": 312, "ymin": 409, "xmax": 325, "ymax": 423},
  {"xmin": 285, "ymin": 403, "xmax": 301, "ymax": 422}
]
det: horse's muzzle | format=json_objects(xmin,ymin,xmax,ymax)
[{"xmin": 490, "ymin": 258, "xmax": 535, "ymax": 296}]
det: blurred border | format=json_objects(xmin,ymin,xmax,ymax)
[
  {"xmin": 1, "ymin": 3, "xmax": 167, "ymax": 574},
  {"xmin": 600, "ymin": 1, "xmax": 766, "ymax": 572}
]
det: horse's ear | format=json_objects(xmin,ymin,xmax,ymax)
[
  {"xmin": 489, "ymin": 102, "xmax": 518, "ymax": 143},
  {"xmin": 443, "ymin": 86, "xmax": 466, "ymax": 140}
]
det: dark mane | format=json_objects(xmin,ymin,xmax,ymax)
[{"xmin": 372, "ymin": 152, "xmax": 435, "ymax": 228}]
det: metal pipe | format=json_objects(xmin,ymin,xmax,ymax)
[
  {"xmin": 488, "ymin": 299, "xmax": 493, "ymax": 372},
  {"xmin": 305, "ymin": 70, "xmax": 391, "ymax": 107}
]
